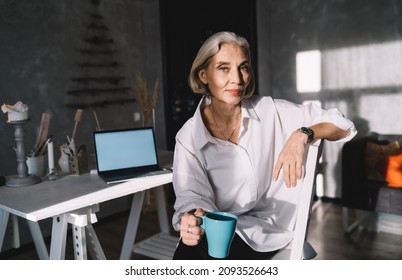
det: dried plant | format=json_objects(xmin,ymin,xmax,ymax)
[{"xmin": 134, "ymin": 72, "xmax": 159, "ymax": 110}]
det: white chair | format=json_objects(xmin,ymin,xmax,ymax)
[{"xmin": 271, "ymin": 139, "xmax": 323, "ymax": 260}]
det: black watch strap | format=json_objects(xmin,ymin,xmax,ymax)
[{"xmin": 299, "ymin": 127, "xmax": 314, "ymax": 144}]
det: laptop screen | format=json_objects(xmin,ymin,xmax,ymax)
[{"xmin": 93, "ymin": 127, "xmax": 158, "ymax": 172}]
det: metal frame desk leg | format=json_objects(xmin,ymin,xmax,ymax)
[
  {"xmin": 0, "ymin": 210, "xmax": 48, "ymax": 259},
  {"xmin": 120, "ymin": 191, "xmax": 146, "ymax": 260},
  {"xmin": 0, "ymin": 213, "xmax": 20, "ymax": 252},
  {"xmin": 0, "ymin": 210, "xmax": 10, "ymax": 253},
  {"xmin": 85, "ymin": 222, "xmax": 106, "ymax": 260},
  {"xmin": 72, "ymin": 222, "xmax": 88, "ymax": 260},
  {"xmin": 49, "ymin": 206, "xmax": 106, "ymax": 260},
  {"xmin": 70, "ymin": 206, "xmax": 106, "ymax": 260},
  {"xmin": 49, "ymin": 214, "xmax": 69, "ymax": 260},
  {"xmin": 26, "ymin": 220, "xmax": 49, "ymax": 259},
  {"xmin": 155, "ymin": 187, "xmax": 170, "ymax": 234},
  {"xmin": 10, "ymin": 215, "xmax": 20, "ymax": 248}
]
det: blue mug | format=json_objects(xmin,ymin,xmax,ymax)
[{"xmin": 196, "ymin": 212, "xmax": 238, "ymax": 259}]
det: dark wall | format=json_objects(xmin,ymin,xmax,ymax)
[
  {"xmin": 0, "ymin": 0, "xmax": 164, "ymax": 252},
  {"xmin": 0, "ymin": 0, "xmax": 166, "ymax": 177}
]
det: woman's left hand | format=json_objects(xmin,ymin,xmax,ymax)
[{"xmin": 272, "ymin": 130, "xmax": 308, "ymax": 187}]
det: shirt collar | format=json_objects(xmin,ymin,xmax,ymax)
[{"xmin": 192, "ymin": 96, "xmax": 261, "ymax": 150}]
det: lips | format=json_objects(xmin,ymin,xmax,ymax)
[{"xmin": 227, "ymin": 89, "xmax": 242, "ymax": 95}]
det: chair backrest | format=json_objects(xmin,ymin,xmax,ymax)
[{"xmin": 272, "ymin": 139, "xmax": 323, "ymax": 260}]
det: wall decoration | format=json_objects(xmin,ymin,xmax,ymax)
[{"xmin": 65, "ymin": 0, "xmax": 133, "ymax": 108}]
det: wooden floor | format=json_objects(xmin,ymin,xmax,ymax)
[{"xmin": 1, "ymin": 200, "xmax": 402, "ymax": 260}]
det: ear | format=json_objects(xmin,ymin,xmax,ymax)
[{"xmin": 198, "ymin": 69, "xmax": 208, "ymax": 84}]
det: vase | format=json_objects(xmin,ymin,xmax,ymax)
[
  {"xmin": 26, "ymin": 155, "xmax": 45, "ymax": 177},
  {"xmin": 58, "ymin": 146, "xmax": 70, "ymax": 174},
  {"xmin": 142, "ymin": 108, "xmax": 154, "ymax": 127}
]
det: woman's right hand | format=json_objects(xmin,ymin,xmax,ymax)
[{"xmin": 179, "ymin": 208, "xmax": 205, "ymax": 246}]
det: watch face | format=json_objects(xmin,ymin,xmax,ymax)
[{"xmin": 300, "ymin": 127, "xmax": 314, "ymax": 143}]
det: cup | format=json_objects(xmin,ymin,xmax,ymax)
[
  {"xmin": 197, "ymin": 212, "xmax": 237, "ymax": 259},
  {"xmin": 26, "ymin": 155, "xmax": 45, "ymax": 177}
]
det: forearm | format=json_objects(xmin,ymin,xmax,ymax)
[{"xmin": 309, "ymin": 122, "xmax": 351, "ymax": 142}]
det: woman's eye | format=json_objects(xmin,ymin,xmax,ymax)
[
  {"xmin": 240, "ymin": 65, "xmax": 250, "ymax": 72},
  {"xmin": 218, "ymin": 67, "xmax": 229, "ymax": 72}
]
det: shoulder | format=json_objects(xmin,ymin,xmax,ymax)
[
  {"xmin": 244, "ymin": 95, "xmax": 274, "ymax": 109},
  {"xmin": 244, "ymin": 95, "xmax": 302, "ymax": 113},
  {"xmin": 176, "ymin": 117, "xmax": 194, "ymax": 143}
]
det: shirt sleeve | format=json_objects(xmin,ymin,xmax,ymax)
[
  {"xmin": 171, "ymin": 137, "xmax": 218, "ymax": 231},
  {"xmin": 307, "ymin": 102, "xmax": 357, "ymax": 142},
  {"xmin": 275, "ymin": 99, "xmax": 357, "ymax": 142}
]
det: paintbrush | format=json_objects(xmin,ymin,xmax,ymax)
[
  {"xmin": 93, "ymin": 110, "xmax": 101, "ymax": 131},
  {"xmin": 71, "ymin": 109, "xmax": 83, "ymax": 140},
  {"xmin": 34, "ymin": 112, "xmax": 51, "ymax": 152}
]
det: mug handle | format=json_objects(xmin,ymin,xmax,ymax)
[{"xmin": 195, "ymin": 214, "xmax": 206, "ymax": 230}]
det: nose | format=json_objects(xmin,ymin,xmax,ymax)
[{"xmin": 230, "ymin": 68, "xmax": 244, "ymax": 85}]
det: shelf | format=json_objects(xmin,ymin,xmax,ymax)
[
  {"xmin": 71, "ymin": 76, "xmax": 125, "ymax": 84},
  {"xmin": 133, "ymin": 232, "xmax": 179, "ymax": 260},
  {"xmin": 67, "ymin": 87, "xmax": 131, "ymax": 95},
  {"xmin": 65, "ymin": 98, "xmax": 135, "ymax": 108}
]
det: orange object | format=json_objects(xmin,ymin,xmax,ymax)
[{"xmin": 385, "ymin": 152, "xmax": 402, "ymax": 188}]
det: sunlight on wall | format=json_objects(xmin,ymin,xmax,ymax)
[
  {"xmin": 359, "ymin": 94, "xmax": 402, "ymax": 134},
  {"xmin": 296, "ymin": 50, "xmax": 321, "ymax": 93},
  {"xmin": 322, "ymin": 41, "xmax": 402, "ymax": 90},
  {"xmin": 297, "ymin": 40, "xmax": 402, "ymax": 92}
]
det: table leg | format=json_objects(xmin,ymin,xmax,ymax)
[
  {"xmin": 11, "ymin": 215, "xmax": 20, "ymax": 248},
  {"xmin": 72, "ymin": 224, "xmax": 87, "ymax": 260},
  {"xmin": 0, "ymin": 210, "xmax": 10, "ymax": 253},
  {"xmin": 26, "ymin": 220, "xmax": 49, "ymax": 260},
  {"xmin": 49, "ymin": 214, "xmax": 68, "ymax": 260},
  {"xmin": 120, "ymin": 191, "xmax": 145, "ymax": 260},
  {"xmin": 86, "ymin": 223, "xmax": 106, "ymax": 260},
  {"xmin": 155, "ymin": 186, "xmax": 170, "ymax": 234},
  {"xmin": 0, "ymin": 213, "xmax": 20, "ymax": 252}
]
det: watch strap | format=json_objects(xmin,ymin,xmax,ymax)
[{"xmin": 299, "ymin": 127, "xmax": 314, "ymax": 144}]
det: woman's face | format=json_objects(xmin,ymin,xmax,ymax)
[{"xmin": 198, "ymin": 43, "xmax": 250, "ymax": 106}]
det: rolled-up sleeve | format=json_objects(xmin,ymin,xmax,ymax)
[{"xmin": 308, "ymin": 103, "xmax": 357, "ymax": 142}]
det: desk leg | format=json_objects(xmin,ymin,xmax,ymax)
[
  {"xmin": 86, "ymin": 223, "xmax": 106, "ymax": 260},
  {"xmin": 0, "ymin": 213, "xmax": 20, "ymax": 251},
  {"xmin": 120, "ymin": 191, "xmax": 145, "ymax": 260},
  {"xmin": 155, "ymin": 186, "xmax": 170, "ymax": 234},
  {"xmin": 72, "ymin": 224, "xmax": 87, "ymax": 260},
  {"xmin": 26, "ymin": 220, "xmax": 49, "ymax": 260},
  {"xmin": 0, "ymin": 210, "xmax": 10, "ymax": 253},
  {"xmin": 49, "ymin": 214, "xmax": 68, "ymax": 260},
  {"xmin": 11, "ymin": 215, "xmax": 20, "ymax": 248},
  {"xmin": 71, "ymin": 222, "xmax": 106, "ymax": 260}
]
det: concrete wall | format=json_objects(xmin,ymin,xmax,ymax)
[
  {"xmin": 0, "ymin": 0, "xmax": 166, "ymax": 177},
  {"xmin": 0, "ymin": 0, "xmax": 164, "ymax": 252}
]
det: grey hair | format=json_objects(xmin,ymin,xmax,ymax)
[{"xmin": 188, "ymin": 31, "xmax": 255, "ymax": 99}]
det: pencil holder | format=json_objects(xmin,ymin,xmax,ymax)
[{"xmin": 68, "ymin": 152, "xmax": 88, "ymax": 175}]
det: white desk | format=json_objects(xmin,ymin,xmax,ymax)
[{"xmin": 0, "ymin": 151, "xmax": 178, "ymax": 260}]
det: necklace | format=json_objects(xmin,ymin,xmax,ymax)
[{"xmin": 209, "ymin": 103, "xmax": 241, "ymax": 142}]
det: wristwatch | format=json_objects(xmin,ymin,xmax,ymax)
[{"xmin": 299, "ymin": 127, "xmax": 314, "ymax": 144}]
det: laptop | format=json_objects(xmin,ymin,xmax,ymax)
[{"xmin": 93, "ymin": 126, "xmax": 172, "ymax": 184}]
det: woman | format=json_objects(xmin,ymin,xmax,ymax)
[{"xmin": 172, "ymin": 31, "xmax": 357, "ymax": 259}]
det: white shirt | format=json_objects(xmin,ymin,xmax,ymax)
[{"xmin": 172, "ymin": 95, "xmax": 357, "ymax": 252}]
